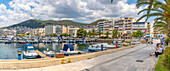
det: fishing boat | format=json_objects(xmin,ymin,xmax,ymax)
[
  {"xmin": 43, "ymin": 48, "xmax": 54, "ymax": 57},
  {"xmin": 23, "ymin": 44, "xmax": 38, "ymax": 59},
  {"xmin": 60, "ymin": 44, "xmax": 78, "ymax": 55}
]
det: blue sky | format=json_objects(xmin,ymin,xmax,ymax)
[{"xmin": 0, "ymin": 0, "xmax": 154, "ymax": 27}]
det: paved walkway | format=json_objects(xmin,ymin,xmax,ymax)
[{"xmin": 4, "ymin": 41, "xmax": 159, "ymax": 71}]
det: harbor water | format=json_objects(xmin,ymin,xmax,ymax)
[{"xmin": 0, "ymin": 42, "xmax": 96, "ymax": 59}]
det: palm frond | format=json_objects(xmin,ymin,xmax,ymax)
[
  {"xmin": 137, "ymin": 13, "xmax": 164, "ymax": 23},
  {"xmin": 111, "ymin": 0, "xmax": 113, "ymax": 3},
  {"xmin": 137, "ymin": 0, "xmax": 150, "ymax": 3}
]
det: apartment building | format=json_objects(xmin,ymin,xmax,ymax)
[
  {"xmin": 153, "ymin": 28, "xmax": 165, "ymax": 38},
  {"xmin": 146, "ymin": 23, "xmax": 154, "ymax": 37},
  {"xmin": 69, "ymin": 28, "xmax": 79, "ymax": 37},
  {"xmin": 115, "ymin": 17, "xmax": 136, "ymax": 34},
  {"xmin": 132, "ymin": 22, "xmax": 147, "ymax": 37},
  {"xmin": 45, "ymin": 25, "xmax": 70, "ymax": 36},
  {"xmin": 45, "ymin": 25, "xmax": 56, "ymax": 36},
  {"xmin": 97, "ymin": 17, "xmax": 152, "ymax": 38},
  {"xmin": 0, "ymin": 29, "xmax": 17, "ymax": 36},
  {"xmin": 98, "ymin": 19, "xmax": 115, "ymax": 34}
]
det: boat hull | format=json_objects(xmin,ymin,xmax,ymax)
[{"xmin": 23, "ymin": 55, "xmax": 38, "ymax": 59}]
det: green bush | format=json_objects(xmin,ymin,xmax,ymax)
[{"xmin": 163, "ymin": 47, "xmax": 170, "ymax": 69}]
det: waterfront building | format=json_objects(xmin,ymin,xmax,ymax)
[
  {"xmin": 97, "ymin": 19, "xmax": 114, "ymax": 37},
  {"xmin": 69, "ymin": 28, "xmax": 80, "ymax": 37},
  {"xmin": 132, "ymin": 22, "xmax": 147, "ymax": 37},
  {"xmin": 153, "ymin": 27, "xmax": 165, "ymax": 38},
  {"xmin": 45, "ymin": 25, "xmax": 70, "ymax": 36},
  {"xmin": 1, "ymin": 29, "xmax": 17, "ymax": 36},
  {"xmin": 45, "ymin": 25, "xmax": 56, "ymax": 36},
  {"xmin": 114, "ymin": 17, "xmax": 136, "ymax": 39},
  {"xmin": 98, "ymin": 19, "xmax": 114, "ymax": 33},
  {"xmin": 146, "ymin": 23, "xmax": 154, "ymax": 38},
  {"xmin": 62, "ymin": 25, "xmax": 69, "ymax": 34}
]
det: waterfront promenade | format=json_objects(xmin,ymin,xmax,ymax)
[{"xmin": 5, "ymin": 40, "xmax": 159, "ymax": 71}]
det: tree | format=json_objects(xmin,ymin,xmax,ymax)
[
  {"xmin": 98, "ymin": 30, "xmax": 103, "ymax": 37},
  {"xmin": 118, "ymin": 32, "xmax": 121, "ymax": 37},
  {"xmin": 112, "ymin": 29, "xmax": 119, "ymax": 38},
  {"xmin": 60, "ymin": 33, "xmax": 69, "ymax": 37},
  {"xmin": 53, "ymin": 34, "xmax": 57, "ymax": 37},
  {"xmin": 26, "ymin": 33, "xmax": 30, "ymax": 35},
  {"xmin": 136, "ymin": 29, "xmax": 143, "ymax": 38},
  {"xmin": 136, "ymin": 0, "xmax": 170, "ymax": 38},
  {"xmin": 91, "ymin": 29, "xmax": 96, "ymax": 38},
  {"xmin": 87, "ymin": 31, "xmax": 92, "ymax": 37},
  {"xmin": 132, "ymin": 31, "xmax": 138, "ymax": 37},
  {"xmin": 77, "ymin": 28, "xmax": 87, "ymax": 37},
  {"xmin": 105, "ymin": 31, "xmax": 110, "ymax": 38},
  {"xmin": 50, "ymin": 33, "xmax": 54, "ymax": 37}
]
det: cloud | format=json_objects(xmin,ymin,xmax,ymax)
[{"xmin": 0, "ymin": 0, "xmax": 144, "ymax": 27}]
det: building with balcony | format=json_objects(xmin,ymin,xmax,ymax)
[
  {"xmin": 45, "ymin": 25, "xmax": 56, "ymax": 36},
  {"xmin": 132, "ymin": 22, "xmax": 147, "ymax": 37},
  {"xmin": 98, "ymin": 19, "xmax": 115, "ymax": 34},
  {"xmin": 45, "ymin": 25, "xmax": 70, "ymax": 36},
  {"xmin": 145, "ymin": 23, "xmax": 154, "ymax": 37},
  {"xmin": 153, "ymin": 28, "xmax": 165, "ymax": 38},
  {"xmin": 115, "ymin": 17, "xmax": 136, "ymax": 34},
  {"xmin": 0, "ymin": 29, "xmax": 17, "ymax": 36},
  {"xmin": 69, "ymin": 28, "xmax": 80, "ymax": 37}
]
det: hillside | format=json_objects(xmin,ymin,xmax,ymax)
[
  {"xmin": 6, "ymin": 19, "xmax": 106, "ymax": 28},
  {"xmin": 89, "ymin": 19, "xmax": 106, "ymax": 25}
]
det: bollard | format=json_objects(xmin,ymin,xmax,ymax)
[
  {"xmin": 17, "ymin": 48, "xmax": 22, "ymax": 60},
  {"xmin": 101, "ymin": 44, "xmax": 103, "ymax": 51},
  {"xmin": 116, "ymin": 44, "xmax": 118, "ymax": 49},
  {"xmin": 61, "ymin": 59, "xmax": 65, "ymax": 64},
  {"xmin": 68, "ymin": 58, "xmax": 71, "ymax": 63}
]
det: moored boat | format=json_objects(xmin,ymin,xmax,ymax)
[
  {"xmin": 43, "ymin": 48, "xmax": 54, "ymax": 57},
  {"xmin": 23, "ymin": 44, "xmax": 38, "ymax": 59},
  {"xmin": 60, "ymin": 44, "xmax": 78, "ymax": 55}
]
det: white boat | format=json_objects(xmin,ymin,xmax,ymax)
[
  {"xmin": 43, "ymin": 48, "xmax": 54, "ymax": 57},
  {"xmin": 60, "ymin": 44, "xmax": 78, "ymax": 55},
  {"xmin": 53, "ymin": 40, "xmax": 58, "ymax": 43},
  {"xmin": 88, "ymin": 43, "xmax": 115, "ymax": 51},
  {"xmin": 23, "ymin": 44, "xmax": 38, "ymax": 59},
  {"xmin": 88, "ymin": 45, "xmax": 106, "ymax": 51}
]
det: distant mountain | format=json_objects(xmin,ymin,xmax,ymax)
[
  {"xmin": 5, "ymin": 19, "xmax": 106, "ymax": 28},
  {"xmin": 89, "ymin": 19, "xmax": 106, "ymax": 25}
]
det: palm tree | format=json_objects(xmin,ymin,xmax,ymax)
[
  {"xmin": 136, "ymin": 0, "xmax": 170, "ymax": 38},
  {"xmin": 87, "ymin": 31, "xmax": 92, "ymax": 37},
  {"xmin": 105, "ymin": 31, "xmax": 110, "ymax": 38},
  {"xmin": 112, "ymin": 29, "xmax": 118, "ymax": 38},
  {"xmin": 98, "ymin": 30, "xmax": 103, "ymax": 37},
  {"xmin": 92, "ymin": 29, "xmax": 96, "ymax": 38},
  {"xmin": 111, "ymin": 0, "xmax": 113, "ymax": 3}
]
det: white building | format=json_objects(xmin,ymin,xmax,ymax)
[
  {"xmin": 132, "ymin": 22, "xmax": 147, "ymax": 33},
  {"xmin": 98, "ymin": 19, "xmax": 115, "ymax": 33},
  {"xmin": 69, "ymin": 28, "xmax": 79, "ymax": 37},
  {"xmin": 45, "ymin": 25, "xmax": 56, "ymax": 36},
  {"xmin": 0, "ymin": 29, "xmax": 17, "ymax": 36},
  {"xmin": 45, "ymin": 25, "xmax": 70, "ymax": 36}
]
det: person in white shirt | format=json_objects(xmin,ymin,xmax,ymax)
[{"xmin": 150, "ymin": 43, "xmax": 163, "ymax": 58}]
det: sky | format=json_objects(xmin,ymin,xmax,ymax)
[{"xmin": 0, "ymin": 0, "xmax": 154, "ymax": 27}]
